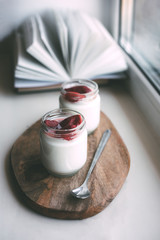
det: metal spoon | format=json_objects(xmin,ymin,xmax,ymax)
[{"xmin": 71, "ymin": 129, "xmax": 111, "ymax": 199}]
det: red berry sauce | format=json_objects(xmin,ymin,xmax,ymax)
[
  {"xmin": 45, "ymin": 114, "xmax": 83, "ymax": 140},
  {"xmin": 64, "ymin": 85, "xmax": 92, "ymax": 102}
]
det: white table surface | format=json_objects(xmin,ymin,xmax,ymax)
[{"xmin": 0, "ymin": 55, "xmax": 160, "ymax": 240}]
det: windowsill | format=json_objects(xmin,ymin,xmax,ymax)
[
  {"xmin": 105, "ymin": 0, "xmax": 160, "ymax": 144},
  {"xmin": 0, "ymin": 53, "xmax": 160, "ymax": 240},
  {"xmin": 124, "ymin": 53, "xmax": 160, "ymax": 144}
]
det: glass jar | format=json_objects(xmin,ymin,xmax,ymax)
[
  {"xmin": 59, "ymin": 79, "xmax": 100, "ymax": 134},
  {"xmin": 40, "ymin": 109, "xmax": 87, "ymax": 177}
]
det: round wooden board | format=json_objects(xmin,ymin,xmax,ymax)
[{"xmin": 10, "ymin": 112, "xmax": 130, "ymax": 219}]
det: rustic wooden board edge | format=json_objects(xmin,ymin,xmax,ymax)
[
  {"xmin": 10, "ymin": 159, "xmax": 108, "ymax": 220},
  {"xmin": 10, "ymin": 111, "xmax": 130, "ymax": 220}
]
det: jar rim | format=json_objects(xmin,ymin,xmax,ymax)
[
  {"xmin": 60, "ymin": 79, "xmax": 99, "ymax": 100},
  {"xmin": 41, "ymin": 108, "xmax": 86, "ymax": 136}
]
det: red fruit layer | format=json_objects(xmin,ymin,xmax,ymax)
[
  {"xmin": 59, "ymin": 114, "xmax": 82, "ymax": 129},
  {"xmin": 65, "ymin": 86, "xmax": 91, "ymax": 94},
  {"xmin": 44, "ymin": 114, "xmax": 83, "ymax": 140},
  {"xmin": 45, "ymin": 120, "xmax": 59, "ymax": 128},
  {"xmin": 64, "ymin": 85, "xmax": 91, "ymax": 102}
]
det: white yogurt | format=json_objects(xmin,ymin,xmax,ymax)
[
  {"xmin": 59, "ymin": 80, "xmax": 100, "ymax": 134},
  {"xmin": 40, "ymin": 109, "xmax": 87, "ymax": 177}
]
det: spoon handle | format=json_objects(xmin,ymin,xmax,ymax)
[{"xmin": 84, "ymin": 129, "xmax": 111, "ymax": 184}]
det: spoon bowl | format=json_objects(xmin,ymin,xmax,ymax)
[
  {"xmin": 71, "ymin": 183, "xmax": 90, "ymax": 199},
  {"xmin": 71, "ymin": 129, "xmax": 111, "ymax": 199}
]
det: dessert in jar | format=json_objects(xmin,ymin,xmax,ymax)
[
  {"xmin": 59, "ymin": 79, "xmax": 100, "ymax": 134},
  {"xmin": 40, "ymin": 109, "xmax": 87, "ymax": 177}
]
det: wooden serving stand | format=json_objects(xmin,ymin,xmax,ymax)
[{"xmin": 10, "ymin": 112, "xmax": 130, "ymax": 219}]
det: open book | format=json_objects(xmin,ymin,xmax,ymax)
[{"xmin": 14, "ymin": 9, "xmax": 127, "ymax": 92}]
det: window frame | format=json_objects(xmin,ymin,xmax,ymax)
[
  {"xmin": 109, "ymin": 0, "xmax": 160, "ymax": 142},
  {"xmin": 118, "ymin": 0, "xmax": 160, "ymax": 94}
]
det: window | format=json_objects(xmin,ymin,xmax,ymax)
[{"xmin": 119, "ymin": 0, "xmax": 160, "ymax": 94}]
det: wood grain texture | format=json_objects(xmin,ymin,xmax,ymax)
[{"xmin": 10, "ymin": 112, "xmax": 130, "ymax": 219}]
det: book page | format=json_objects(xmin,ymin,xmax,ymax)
[
  {"xmin": 15, "ymin": 33, "xmax": 60, "ymax": 80},
  {"xmin": 54, "ymin": 11, "xmax": 70, "ymax": 73},
  {"xmin": 79, "ymin": 45, "xmax": 127, "ymax": 78},
  {"xmin": 22, "ymin": 19, "xmax": 34, "ymax": 49},
  {"xmin": 66, "ymin": 12, "xmax": 92, "ymax": 77},
  {"xmin": 72, "ymin": 14, "xmax": 127, "ymax": 78},
  {"xmin": 23, "ymin": 16, "xmax": 70, "ymax": 79},
  {"xmin": 71, "ymin": 13, "xmax": 110, "ymax": 76},
  {"xmin": 64, "ymin": 11, "xmax": 88, "ymax": 77},
  {"xmin": 36, "ymin": 12, "xmax": 66, "ymax": 67},
  {"xmin": 15, "ymin": 67, "xmax": 60, "ymax": 81},
  {"xmin": 14, "ymin": 78, "xmax": 62, "ymax": 89}
]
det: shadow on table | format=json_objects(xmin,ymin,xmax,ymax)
[{"xmin": 0, "ymin": 53, "xmax": 15, "ymax": 94}]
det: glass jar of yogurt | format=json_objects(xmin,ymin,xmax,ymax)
[
  {"xmin": 40, "ymin": 109, "xmax": 87, "ymax": 177},
  {"xmin": 59, "ymin": 79, "xmax": 100, "ymax": 134}
]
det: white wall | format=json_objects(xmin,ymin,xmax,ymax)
[{"xmin": 0, "ymin": 0, "xmax": 109, "ymax": 41}]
